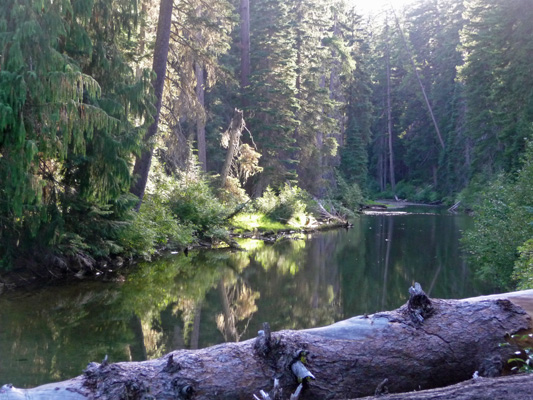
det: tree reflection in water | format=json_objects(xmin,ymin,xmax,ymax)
[{"xmin": 0, "ymin": 210, "xmax": 495, "ymax": 388}]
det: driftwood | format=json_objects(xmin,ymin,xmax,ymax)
[{"xmin": 1, "ymin": 285, "xmax": 532, "ymax": 400}]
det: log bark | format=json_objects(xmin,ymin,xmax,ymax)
[
  {"xmin": 357, "ymin": 373, "xmax": 533, "ymax": 400},
  {"xmin": 1, "ymin": 287, "xmax": 532, "ymax": 400}
]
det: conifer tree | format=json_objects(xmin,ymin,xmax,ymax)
[
  {"xmin": 460, "ymin": 0, "xmax": 533, "ymax": 179},
  {"xmin": 159, "ymin": 0, "xmax": 234, "ymax": 174},
  {"xmin": 0, "ymin": 0, "xmax": 152, "ymax": 266},
  {"xmin": 246, "ymin": 0, "xmax": 299, "ymax": 193},
  {"xmin": 291, "ymin": 0, "xmax": 339, "ymax": 195},
  {"xmin": 131, "ymin": 0, "xmax": 173, "ymax": 205},
  {"xmin": 339, "ymin": 8, "xmax": 373, "ymax": 191}
]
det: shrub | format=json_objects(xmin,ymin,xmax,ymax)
[
  {"xmin": 395, "ymin": 181, "xmax": 416, "ymax": 200},
  {"xmin": 514, "ymin": 239, "xmax": 533, "ymax": 290},
  {"xmin": 463, "ymin": 142, "xmax": 533, "ymax": 289},
  {"xmin": 254, "ymin": 184, "xmax": 310, "ymax": 222},
  {"xmin": 413, "ymin": 185, "xmax": 439, "ymax": 203},
  {"xmin": 274, "ymin": 184, "xmax": 308, "ymax": 221},
  {"xmin": 255, "ymin": 186, "xmax": 279, "ymax": 215},
  {"xmin": 119, "ymin": 195, "xmax": 195, "ymax": 259},
  {"xmin": 168, "ymin": 178, "xmax": 228, "ymax": 232},
  {"xmin": 336, "ymin": 173, "xmax": 364, "ymax": 211}
]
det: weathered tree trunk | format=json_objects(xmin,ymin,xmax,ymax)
[
  {"xmin": 1, "ymin": 287, "xmax": 532, "ymax": 400},
  {"xmin": 357, "ymin": 373, "xmax": 533, "ymax": 400},
  {"xmin": 220, "ymin": 109, "xmax": 245, "ymax": 188}
]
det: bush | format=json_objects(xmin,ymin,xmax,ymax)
[
  {"xmin": 250, "ymin": 184, "xmax": 313, "ymax": 226},
  {"xmin": 336, "ymin": 173, "xmax": 364, "ymax": 211},
  {"xmin": 273, "ymin": 184, "xmax": 309, "ymax": 221},
  {"xmin": 514, "ymin": 239, "xmax": 533, "ymax": 290},
  {"xmin": 456, "ymin": 176, "xmax": 486, "ymax": 210},
  {"xmin": 413, "ymin": 185, "xmax": 439, "ymax": 203},
  {"xmin": 123, "ymin": 160, "xmax": 231, "ymax": 253},
  {"xmin": 463, "ymin": 142, "xmax": 533, "ymax": 289},
  {"xmin": 395, "ymin": 181, "xmax": 417, "ymax": 200},
  {"xmin": 255, "ymin": 186, "xmax": 279, "ymax": 215},
  {"xmin": 119, "ymin": 195, "xmax": 195, "ymax": 259},
  {"xmin": 168, "ymin": 178, "xmax": 228, "ymax": 232}
]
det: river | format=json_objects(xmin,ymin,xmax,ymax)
[{"xmin": 0, "ymin": 206, "xmax": 495, "ymax": 387}]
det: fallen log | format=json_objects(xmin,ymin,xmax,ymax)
[
  {"xmin": 357, "ymin": 372, "xmax": 533, "ymax": 400},
  {"xmin": 1, "ymin": 285, "xmax": 532, "ymax": 400}
]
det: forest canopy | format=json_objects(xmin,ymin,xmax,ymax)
[{"xmin": 1, "ymin": 0, "xmax": 532, "ymax": 289}]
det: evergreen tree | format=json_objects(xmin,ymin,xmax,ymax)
[
  {"xmin": 246, "ymin": 0, "xmax": 299, "ymax": 193},
  {"xmin": 291, "ymin": 0, "xmax": 339, "ymax": 196},
  {"xmin": 460, "ymin": 0, "xmax": 533, "ymax": 180},
  {"xmin": 131, "ymin": 0, "xmax": 173, "ymax": 205},
  {"xmin": 402, "ymin": 0, "xmax": 465, "ymax": 192},
  {"xmin": 339, "ymin": 8, "xmax": 373, "ymax": 192},
  {"xmin": 368, "ymin": 12, "xmax": 408, "ymax": 194},
  {"xmin": 0, "ymin": 0, "xmax": 152, "ymax": 267},
  {"xmin": 158, "ymin": 0, "xmax": 235, "ymax": 174}
]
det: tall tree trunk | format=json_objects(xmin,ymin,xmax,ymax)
[
  {"xmin": 135, "ymin": 0, "xmax": 148, "ymax": 79},
  {"xmin": 195, "ymin": 5, "xmax": 207, "ymax": 171},
  {"xmin": 385, "ymin": 22, "xmax": 396, "ymax": 192},
  {"xmin": 240, "ymin": 0, "xmax": 251, "ymax": 88},
  {"xmin": 196, "ymin": 61, "xmax": 207, "ymax": 170},
  {"xmin": 130, "ymin": 0, "xmax": 173, "ymax": 206}
]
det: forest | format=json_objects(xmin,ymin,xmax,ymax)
[{"xmin": 1, "ymin": 0, "xmax": 533, "ymax": 292}]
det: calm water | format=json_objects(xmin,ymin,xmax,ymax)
[{"xmin": 0, "ymin": 207, "xmax": 495, "ymax": 387}]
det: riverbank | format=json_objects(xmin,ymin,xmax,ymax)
[
  {"xmin": 0, "ymin": 210, "xmax": 492, "ymax": 388},
  {"xmin": 0, "ymin": 216, "xmax": 351, "ymax": 293}
]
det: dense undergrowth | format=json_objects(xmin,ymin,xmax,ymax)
[{"xmin": 0, "ymin": 156, "xmax": 364, "ymax": 282}]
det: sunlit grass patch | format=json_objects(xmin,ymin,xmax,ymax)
[{"xmin": 230, "ymin": 212, "xmax": 288, "ymax": 233}]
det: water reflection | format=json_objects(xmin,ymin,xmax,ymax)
[{"xmin": 0, "ymin": 209, "xmax": 494, "ymax": 387}]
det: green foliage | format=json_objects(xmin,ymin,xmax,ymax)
[
  {"xmin": 336, "ymin": 173, "xmax": 364, "ymax": 211},
  {"xmin": 462, "ymin": 175, "xmax": 520, "ymax": 288},
  {"xmin": 412, "ymin": 185, "xmax": 439, "ymax": 203},
  {"xmin": 460, "ymin": 0, "xmax": 533, "ymax": 176},
  {"xmin": 168, "ymin": 177, "xmax": 228, "ymax": 236},
  {"xmin": 255, "ymin": 187, "xmax": 280, "ymax": 215},
  {"xmin": 0, "ymin": 0, "xmax": 152, "ymax": 268},
  {"xmin": 463, "ymin": 142, "xmax": 533, "ymax": 289},
  {"xmin": 255, "ymin": 184, "xmax": 310, "ymax": 223},
  {"xmin": 506, "ymin": 334, "xmax": 533, "ymax": 373},
  {"xmin": 456, "ymin": 177, "xmax": 487, "ymax": 210},
  {"xmin": 119, "ymin": 195, "xmax": 195, "ymax": 259},
  {"xmin": 514, "ymin": 239, "xmax": 533, "ymax": 290},
  {"xmin": 395, "ymin": 181, "xmax": 417, "ymax": 201}
]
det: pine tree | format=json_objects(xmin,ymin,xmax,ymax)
[
  {"xmin": 131, "ymin": 0, "xmax": 173, "ymax": 205},
  {"xmin": 158, "ymin": 0, "xmax": 235, "ymax": 174},
  {"xmin": 291, "ymin": 0, "xmax": 339, "ymax": 196},
  {"xmin": 246, "ymin": 0, "xmax": 299, "ymax": 193},
  {"xmin": 460, "ymin": 0, "xmax": 533, "ymax": 180},
  {"xmin": 0, "ymin": 0, "xmax": 152, "ymax": 266},
  {"xmin": 339, "ymin": 8, "xmax": 373, "ymax": 192}
]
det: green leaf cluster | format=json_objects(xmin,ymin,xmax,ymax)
[
  {"xmin": 463, "ymin": 142, "xmax": 533, "ymax": 289},
  {"xmin": 0, "ymin": 0, "xmax": 153, "ymax": 268}
]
